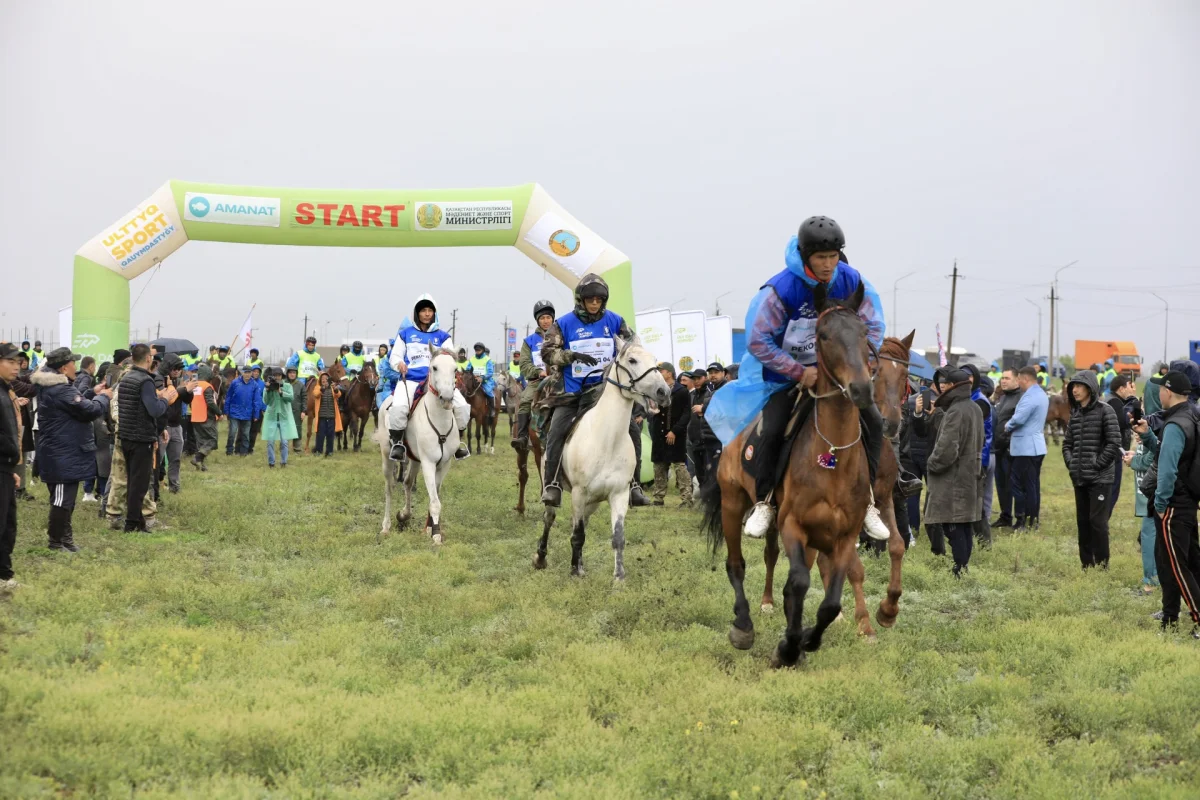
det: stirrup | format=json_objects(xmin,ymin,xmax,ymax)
[
  {"xmin": 541, "ymin": 482, "xmax": 562, "ymax": 507},
  {"xmin": 388, "ymin": 430, "xmax": 407, "ymax": 461},
  {"xmin": 863, "ymin": 488, "xmax": 891, "ymax": 541},
  {"xmin": 743, "ymin": 502, "xmax": 775, "ymax": 539},
  {"xmin": 454, "ymin": 441, "xmax": 470, "ymax": 460}
]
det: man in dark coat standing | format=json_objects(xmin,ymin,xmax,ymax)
[
  {"xmin": 30, "ymin": 347, "xmax": 112, "ymax": 552},
  {"xmin": 650, "ymin": 363, "xmax": 693, "ymax": 507},
  {"xmin": 923, "ymin": 367, "xmax": 984, "ymax": 577},
  {"xmin": 990, "ymin": 368, "xmax": 1021, "ymax": 528},
  {"xmin": 117, "ymin": 344, "xmax": 173, "ymax": 532},
  {"xmin": 1063, "ymin": 369, "xmax": 1123, "ymax": 569},
  {"xmin": 0, "ymin": 343, "xmax": 24, "ymax": 586}
]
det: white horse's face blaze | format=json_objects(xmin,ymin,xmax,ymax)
[{"xmin": 428, "ymin": 346, "xmax": 457, "ymax": 409}]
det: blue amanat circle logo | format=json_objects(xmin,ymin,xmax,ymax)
[{"xmin": 189, "ymin": 196, "xmax": 211, "ymax": 218}]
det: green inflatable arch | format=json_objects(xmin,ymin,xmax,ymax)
[{"xmin": 71, "ymin": 181, "xmax": 633, "ymax": 359}]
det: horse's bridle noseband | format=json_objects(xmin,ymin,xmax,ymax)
[{"xmin": 604, "ymin": 344, "xmax": 661, "ymax": 405}]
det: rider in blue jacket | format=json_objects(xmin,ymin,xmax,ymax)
[{"xmin": 734, "ymin": 216, "xmax": 893, "ymax": 540}]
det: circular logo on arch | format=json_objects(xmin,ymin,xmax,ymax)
[
  {"xmin": 679, "ymin": 356, "xmax": 694, "ymax": 372},
  {"xmin": 549, "ymin": 229, "xmax": 580, "ymax": 257},
  {"xmin": 188, "ymin": 196, "xmax": 211, "ymax": 218},
  {"xmin": 415, "ymin": 203, "xmax": 443, "ymax": 229}
]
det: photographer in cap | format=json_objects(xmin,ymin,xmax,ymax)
[
  {"xmin": 261, "ymin": 367, "xmax": 297, "ymax": 467},
  {"xmin": 1133, "ymin": 371, "xmax": 1200, "ymax": 636},
  {"xmin": 30, "ymin": 347, "xmax": 112, "ymax": 551}
]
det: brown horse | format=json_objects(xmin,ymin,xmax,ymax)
[
  {"xmin": 1046, "ymin": 386, "xmax": 1069, "ymax": 444},
  {"xmin": 459, "ymin": 369, "xmax": 497, "ymax": 455},
  {"xmin": 704, "ymin": 282, "xmax": 876, "ymax": 667},
  {"xmin": 497, "ymin": 372, "xmax": 522, "ymax": 433},
  {"xmin": 513, "ymin": 379, "xmax": 551, "ymax": 516},
  {"xmin": 304, "ymin": 360, "xmax": 346, "ymax": 453},
  {"xmin": 344, "ymin": 361, "xmax": 378, "ymax": 451}
]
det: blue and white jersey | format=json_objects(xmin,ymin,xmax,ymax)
[
  {"xmin": 557, "ymin": 309, "xmax": 624, "ymax": 394},
  {"xmin": 391, "ymin": 326, "xmax": 451, "ymax": 384},
  {"xmin": 523, "ymin": 332, "xmax": 546, "ymax": 370}
]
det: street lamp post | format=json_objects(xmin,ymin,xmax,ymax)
[
  {"xmin": 344, "ymin": 317, "xmax": 354, "ymax": 339},
  {"xmin": 1025, "ymin": 298, "xmax": 1042, "ymax": 356},
  {"xmin": 1151, "ymin": 292, "xmax": 1168, "ymax": 366},
  {"xmin": 714, "ymin": 291, "xmax": 734, "ymax": 316},
  {"xmin": 892, "ymin": 271, "xmax": 917, "ymax": 333},
  {"xmin": 1049, "ymin": 260, "xmax": 1078, "ymax": 381}
]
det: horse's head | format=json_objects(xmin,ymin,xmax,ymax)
[
  {"xmin": 427, "ymin": 345, "xmax": 457, "ymax": 410},
  {"xmin": 327, "ymin": 359, "xmax": 346, "ymax": 382},
  {"xmin": 610, "ymin": 334, "xmax": 671, "ymax": 414},
  {"xmin": 874, "ymin": 329, "xmax": 915, "ymax": 438},
  {"xmin": 812, "ymin": 282, "xmax": 873, "ymax": 410},
  {"xmin": 361, "ymin": 361, "xmax": 378, "ymax": 387}
]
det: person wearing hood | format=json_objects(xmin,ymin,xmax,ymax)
[
  {"xmin": 539, "ymin": 273, "xmax": 651, "ymax": 508},
  {"xmin": 189, "ymin": 364, "xmax": 220, "ymax": 471},
  {"xmin": 706, "ymin": 216, "xmax": 895, "ymax": 540},
  {"xmin": 285, "ymin": 336, "xmax": 325, "ymax": 387},
  {"xmin": 385, "ymin": 294, "xmax": 471, "ymax": 462},
  {"xmin": 261, "ymin": 366, "xmax": 297, "ymax": 467},
  {"xmin": 30, "ymin": 341, "xmax": 45, "ymax": 371},
  {"xmin": 512, "ymin": 300, "xmax": 556, "ymax": 452},
  {"xmin": 986, "ymin": 361, "xmax": 1002, "ymax": 386},
  {"xmin": 467, "ymin": 342, "xmax": 497, "ymax": 421},
  {"xmin": 155, "ymin": 354, "xmax": 192, "ymax": 494},
  {"xmin": 923, "ymin": 367, "xmax": 985, "ymax": 577},
  {"xmin": 32, "ymin": 347, "xmax": 113, "ymax": 551},
  {"xmin": 286, "ymin": 367, "xmax": 306, "ymax": 454},
  {"xmin": 1099, "ymin": 360, "xmax": 1117, "ymax": 393},
  {"xmin": 991, "ymin": 367, "xmax": 1022, "ymax": 528},
  {"xmin": 1062, "ymin": 369, "xmax": 1122, "ymax": 569}
]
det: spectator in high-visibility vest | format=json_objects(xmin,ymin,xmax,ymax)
[
  {"xmin": 284, "ymin": 336, "xmax": 325, "ymax": 386},
  {"xmin": 244, "ymin": 348, "xmax": 264, "ymax": 371},
  {"xmin": 216, "ymin": 346, "xmax": 237, "ymax": 371}
]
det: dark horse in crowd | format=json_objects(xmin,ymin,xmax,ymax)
[
  {"xmin": 459, "ymin": 369, "xmax": 497, "ymax": 455},
  {"xmin": 704, "ymin": 283, "xmax": 886, "ymax": 667},
  {"xmin": 343, "ymin": 361, "xmax": 378, "ymax": 451}
]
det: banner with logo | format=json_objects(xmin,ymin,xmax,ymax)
[
  {"xmin": 506, "ymin": 327, "xmax": 518, "ymax": 363},
  {"xmin": 69, "ymin": 180, "xmax": 633, "ymax": 361},
  {"xmin": 670, "ymin": 310, "xmax": 707, "ymax": 374},
  {"xmin": 704, "ymin": 316, "xmax": 733, "ymax": 366},
  {"xmin": 634, "ymin": 308, "xmax": 673, "ymax": 367}
]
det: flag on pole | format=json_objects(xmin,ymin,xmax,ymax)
[
  {"xmin": 935, "ymin": 323, "xmax": 947, "ymax": 367},
  {"xmin": 230, "ymin": 304, "xmax": 255, "ymax": 359}
]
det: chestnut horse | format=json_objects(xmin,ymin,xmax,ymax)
[
  {"xmin": 304, "ymin": 360, "xmax": 345, "ymax": 453},
  {"xmin": 513, "ymin": 379, "xmax": 551, "ymax": 516},
  {"xmin": 344, "ymin": 361, "xmax": 378, "ymax": 451},
  {"xmin": 704, "ymin": 283, "xmax": 877, "ymax": 667},
  {"xmin": 459, "ymin": 369, "xmax": 497, "ymax": 455},
  {"xmin": 1045, "ymin": 386, "xmax": 1069, "ymax": 444}
]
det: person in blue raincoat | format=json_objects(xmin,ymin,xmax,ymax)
[
  {"xmin": 706, "ymin": 216, "xmax": 894, "ymax": 540},
  {"xmin": 376, "ymin": 340, "xmax": 400, "ymax": 410}
]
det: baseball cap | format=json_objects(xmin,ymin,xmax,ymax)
[
  {"xmin": 45, "ymin": 347, "xmax": 82, "ymax": 369},
  {"xmin": 240, "ymin": 364, "xmax": 255, "ymax": 373},
  {"xmin": 1162, "ymin": 371, "xmax": 1193, "ymax": 397},
  {"xmin": 707, "ymin": 362, "xmax": 726, "ymax": 372},
  {"xmin": 0, "ymin": 342, "xmax": 21, "ymax": 361},
  {"xmin": 657, "ymin": 361, "xmax": 676, "ymax": 376},
  {"xmin": 690, "ymin": 369, "xmax": 707, "ymax": 379},
  {"xmin": 113, "ymin": 348, "xmax": 132, "ymax": 364}
]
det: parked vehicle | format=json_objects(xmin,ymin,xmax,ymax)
[{"xmin": 1075, "ymin": 340, "xmax": 1142, "ymax": 378}]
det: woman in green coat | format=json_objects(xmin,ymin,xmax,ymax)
[{"xmin": 261, "ymin": 367, "xmax": 299, "ymax": 467}]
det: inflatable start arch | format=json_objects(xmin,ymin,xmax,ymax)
[{"xmin": 71, "ymin": 182, "xmax": 633, "ymax": 359}]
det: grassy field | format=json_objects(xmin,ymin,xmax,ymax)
[{"xmin": 2, "ymin": 424, "xmax": 1199, "ymax": 799}]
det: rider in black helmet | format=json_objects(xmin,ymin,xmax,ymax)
[{"xmin": 512, "ymin": 299, "xmax": 557, "ymax": 451}]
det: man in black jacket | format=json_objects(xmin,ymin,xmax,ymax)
[
  {"xmin": 0, "ymin": 343, "xmax": 24, "ymax": 586},
  {"xmin": 650, "ymin": 363, "xmax": 693, "ymax": 507},
  {"xmin": 1063, "ymin": 370, "xmax": 1123, "ymax": 569},
  {"xmin": 156, "ymin": 354, "xmax": 192, "ymax": 495},
  {"xmin": 31, "ymin": 348, "xmax": 112, "ymax": 552},
  {"xmin": 117, "ymin": 344, "xmax": 174, "ymax": 532},
  {"xmin": 686, "ymin": 368, "xmax": 714, "ymax": 488},
  {"xmin": 901, "ymin": 382, "xmax": 936, "ymax": 548},
  {"xmin": 991, "ymin": 368, "xmax": 1021, "ymax": 528}
]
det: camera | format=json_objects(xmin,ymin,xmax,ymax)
[{"xmin": 1128, "ymin": 398, "xmax": 1144, "ymax": 424}]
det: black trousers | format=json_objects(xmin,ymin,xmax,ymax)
[
  {"xmin": 689, "ymin": 443, "xmax": 707, "ymax": 487},
  {"xmin": 946, "ymin": 522, "xmax": 973, "ymax": 572},
  {"xmin": 1074, "ymin": 482, "xmax": 1112, "ymax": 568},
  {"xmin": 182, "ymin": 418, "xmax": 196, "ymax": 454},
  {"xmin": 993, "ymin": 449, "xmax": 1013, "ymax": 522},
  {"xmin": 0, "ymin": 472, "xmax": 16, "ymax": 580},
  {"xmin": 248, "ymin": 418, "xmax": 262, "ymax": 453},
  {"xmin": 46, "ymin": 481, "xmax": 80, "ymax": 545},
  {"xmin": 122, "ymin": 440, "xmax": 156, "ymax": 531},
  {"xmin": 1109, "ymin": 457, "xmax": 1123, "ymax": 515},
  {"xmin": 1010, "ymin": 454, "xmax": 1044, "ymax": 519},
  {"xmin": 1155, "ymin": 505, "xmax": 1200, "ymax": 626},
  {"xmin": 315, "ymin": 418, "xmax": 336, "ymax": 455},
  {"xmin": 754, "ymin": 389, "xmax": 882, "ymax": 501}
]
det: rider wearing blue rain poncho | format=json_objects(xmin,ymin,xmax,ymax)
[{"xmin": 706, "ymin": 216, "xmax": 893, "ymax": 540}]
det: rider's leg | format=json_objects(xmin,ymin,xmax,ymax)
[
  {"xmin": 541, "ymin": 396, "xmax": 581, "ymax": 507},
  {"xmin": 627, "ymin": 414, "xmax": 651, "ymax": 506},
  {"xmin": 860, "ymin": 403, "xmax": 892, "ymax": 541},
  {"xmin": 744, "ymin": 389, "xmax": 795, "ymax": 538},
  {"xmin": 451, "ymin": 389, "xmax": 471, "ymax": 459},
  {"xmin": 387, "ymin": 381, "xmax": 414, "ymax": 460},
  {"xmin": 512, "ymin": 396, "xmax": 531, "ymax": 450}
]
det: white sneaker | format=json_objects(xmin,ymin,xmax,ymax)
[
  {"xmin": 81, "ymin": 493, "xmax": 96, "ymax": 503},
  {"xmin": 863, "ymin": 502, "xmax": 892, "ymax": 541},
  {"xmin": 743, "ymin": 502, "xmax": 775, "ymax": 539},
  {"xmin": 0, "ymin": 578, "xmax": 21, "ymax": 589}
]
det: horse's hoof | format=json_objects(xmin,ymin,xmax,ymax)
[
  {"xmin": 728, "ymin": 626, "xmax": 755, "ymax": 650},
  {"xmin": 431, "ymin": 533, "xmax": 443, "ymax": 546},
  {"xmin": 613, "ymin": 574, "xmax": 626, "ymax": 586},
  {"xmin": 532, "ymin": 553, "xmax": 547, "ymax": 570},
  {"xmin": 875, "ymin": 607, "xmax": 898, "ymax": 629},
  {"xmin": 760, "ymin": 602, "xmax": 774, "ymax": 615},
  {"xmin": 570, "ymin": 567, "xmax": 586, "ymax": 578},
  {"xmin": 768, "ymin": 643, "xmax": 801, "ymax": 669},
  {"xmin": 833, "ymin": 611, "xmax": 844, "ymax": 624}
]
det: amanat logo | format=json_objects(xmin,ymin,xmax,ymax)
[{"xmin": 293, "ymin": 202, "xmax": 408, "ymax": 229}]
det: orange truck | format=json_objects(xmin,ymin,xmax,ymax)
[{"xmin": 1075, "ymin": 340, "xmax": 1142, "ymax": 378}]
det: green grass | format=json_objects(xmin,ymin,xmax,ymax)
[{"xmin": 2, "ymin": 425, "xmax": 1198, "ymax": 798}]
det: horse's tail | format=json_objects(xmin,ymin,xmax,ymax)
[{"xmin": 700, "ymin": 472, "xmax": 726, "ymax": 554}]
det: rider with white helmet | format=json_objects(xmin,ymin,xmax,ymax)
[{"xmin": 386, "ymin": 294, "xmax": 471, "ymax": 461}]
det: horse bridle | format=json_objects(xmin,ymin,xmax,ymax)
[
  {"xmin": 604, "ymin": 343, "xmax": 661, "ymax": 405},
  {"xmin": 807, "ymin": 306, "xmax": 874, "ymax": 400}
]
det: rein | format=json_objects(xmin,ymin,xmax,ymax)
[
  {"xmin": 605, "ymin": 359, "xmax": 660, "ymax": 404},
  {"xmin": 805, "ymin": 306, "xmax": 877, "ymax": 401},
  {"xmin": 422, "ymin": 393, "xmax": 453, "ymax": 462}
]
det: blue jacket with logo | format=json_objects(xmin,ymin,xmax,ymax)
[
  {"xmin": 557, "ymin": 309, "xmax": 625, "ymax": 394},
  {"xmin": 224, "ymin": 376, "xmax": 262, "ymax": 421},
  {"xmin": 393, "ymin": 326, "xmax": 451, "ymax": 384}
]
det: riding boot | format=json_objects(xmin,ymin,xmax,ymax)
[
  {"xmin": 511, "ymin": 412, "xmax": 531, "ymax": 450},
  {"xmin": 541, "ymin": 407, "xmax": 569, "ymax": 507},
  {"xmin": 455, "ymin": 432, "xmax": 470, "ymax": 460},
  {"xmin": 389, "ymin": 429, "xmax": 407, "ymax": 462},
  {"xmin": 629, "ymin": 480, "xmax": 651, "ymax": 507}
]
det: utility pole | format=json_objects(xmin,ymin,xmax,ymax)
[
  {"xmin": 450, "ymin": 309, "xmax": 458, "ymax": 342},
  {"xmin": 1048, "ymin": 284, "xmax": 1057, "ymax": 383},
  {"xmin": 502, "ymin": 316, "xmax": 509, "ymax": 365},
  {"xmin": 946, "ymin": 261, "xmax": 959, "ymax": 353},
  {"xmin": 1025, "ymin": 299, "xmax": 1042, "ymax": 356},
  {"xmin": 303, "ymin": 314, "xmax": 308, "ymax": 342},
  {"xmin": 156, "ymin": 321, "xmax": 161, "ymax": 339},
  {"xmin": 1152, "ymin": 292, "xmax": 1169, "ymax": 365}
]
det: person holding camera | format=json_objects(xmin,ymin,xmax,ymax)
[
  {"xmin": 261, "ymin": 367, "xmax": 297, "ymax": 467},
  {"xmin": 1106, "ymin": 375, "xmax": 1138, "ymax": 513}
]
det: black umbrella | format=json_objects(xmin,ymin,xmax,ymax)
[{"xmin": 150, "ymin": 337, "xmax": 199, "ymax": 356}]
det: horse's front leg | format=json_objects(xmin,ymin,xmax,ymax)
[
  {"xmin": 378, "ymin": 447, "xmax": 393, "ymax": 543},
  {"xmin": 609, "ymin": 487, "xmax": 630, "ymax": 582},
  {"xmin": 771, "ymin": 519, "xmax": 812, "ymax": 669},
  {"xmin": 515, "ymin": 445, "xmax": 529, "ymax": 516},
  {"xmin": 802, "ymin": 536, "xmax": 853, "ymax": 654},
  {"xmin": 877, "ymin": 502, "xmax": 906, "ymax": 629},
  {"xmin": 569, "ymin": 496, "xmax": 595, "ymax": 578},
  {"xmin": 422, "ymin": 458, "xmax": 443, "ymax": 544}
]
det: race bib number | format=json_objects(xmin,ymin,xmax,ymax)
[
  {"xmin": 405, "ymin": 341, "xmax": 431, "ymax": 370},
  {"xmin": 569, "ymin": 337, "xmax": 614, "ymax": 379},
  {"xmin": 781, "ymin": 317, "xmax": 818, "ymax": 367},
  {"xmin": 299, "ymin": 360, "xmax": 318, "ymax": 378}
]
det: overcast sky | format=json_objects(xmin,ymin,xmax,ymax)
[{"xmin": 3, "ymin": 0, "xmax": 1198, "ymax": 366}]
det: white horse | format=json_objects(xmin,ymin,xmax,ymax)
[
  {"xmin": 374, "ymin": 346, "xmax": 461, "ymax": 545},
  {"xmin": 532, "ymin": 335, "xmax": 671, "ymax": 581}
]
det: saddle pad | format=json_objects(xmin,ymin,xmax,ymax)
[{"xmin": 739, "ymin": 388, "xmax": 813, "ymax": 486}]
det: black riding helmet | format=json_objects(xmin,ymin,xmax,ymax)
[
  {"xmin": 574, "ymin": 274, "xmax": 610, "ymax": 321},
  {"xmin": 352, "ymin": 340, "xmax": 362, "ymax": 351},
  {"xmin": 305, "ymin": 336, "xmax": 317, "ymax": 345},
  {"xmin": 798, "ymin": 216, "xmax": 846, "ymax": 264},
  {"xmin": 533, "ymin": 299, "xmax": 555, "ymax": 321},
  {"xmin": 474, "ymin": 342, "xmax": 485, "ymax": 351}
]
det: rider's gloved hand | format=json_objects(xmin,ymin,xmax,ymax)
[{"xmin": 571, "ymin": 352, "xmax": 600, "ymax": 367}]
